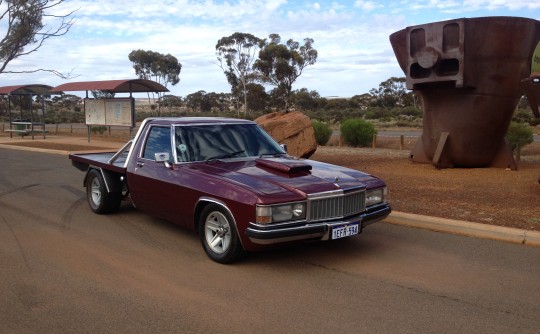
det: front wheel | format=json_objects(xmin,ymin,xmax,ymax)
[
  {"xmin": 86, "ymin": 169, "xmax": 121, "ymax": 214},
  {"xmin": 199, "ymin": 204, "xmax": 245, "ymax": 264}
]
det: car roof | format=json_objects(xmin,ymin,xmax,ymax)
[{"xmin": 146, "ymin": 117, "xmax": 255, "ymax": 126}]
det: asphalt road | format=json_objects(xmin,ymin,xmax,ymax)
[{"xmin": 1, "ymin": 148, "xmax": 540, "ymax": 333}]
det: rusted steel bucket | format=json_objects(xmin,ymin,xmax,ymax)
[{"xmin": 390, "ymin": 17, "xmax": 540, "ymax": 169}]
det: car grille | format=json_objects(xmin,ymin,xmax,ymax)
[{"xmin": 308, "ymin": 188, "xmax": 366, "ymax": 222}]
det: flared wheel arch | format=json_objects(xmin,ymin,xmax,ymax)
[{"xmin": 194, "ymin": 198, "xmax": 245, "ymax": 249}]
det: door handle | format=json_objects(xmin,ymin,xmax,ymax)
[{"xmin": 136, "ymin": 162, "xmax": 144, "ymax": 167}]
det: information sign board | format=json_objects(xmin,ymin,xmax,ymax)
[{"xmin": 84, "ymin": 98, "xmax": 134, "ymax": 127}]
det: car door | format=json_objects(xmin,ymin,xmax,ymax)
[{"xmin": 127, "ymin": 125, "xmax": 190, "ymax": 225}]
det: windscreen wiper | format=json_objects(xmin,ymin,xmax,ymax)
[
  {"xmin": 206, "ymin": 150, "xmax": 246, "ymax": 162},
  {"xmin": 259, "ymin": 152, "xmax": 286, "ymax": 158}
]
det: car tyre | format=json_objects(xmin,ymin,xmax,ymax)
[
  {"xmin": 86, "ymin": 169, "xmax": 121, "ymax": 214},
  {"xmin": 199, "ymin": 204, "xmax": 245, "ymax": 264}
]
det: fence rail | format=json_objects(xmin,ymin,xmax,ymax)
[{"xmin": 1, "ymin": 122, "xmax": 134, "ymax": 140}]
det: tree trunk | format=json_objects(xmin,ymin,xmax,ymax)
[{"xmin": 242, "ymin": 81, "xmax": 248, "ymax": 115}]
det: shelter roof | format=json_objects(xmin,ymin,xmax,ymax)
[
  {"xmin": 50, "ymin": 79, "xmax": 169, "ymax": 93},
  {"xmin": 0, "ymin": 84, "xmax": 56, "ymax": 95}
]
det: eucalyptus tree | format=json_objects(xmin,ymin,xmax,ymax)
[
  {"xmin": 254, "ymin": 34, "xmax": 318, "ymax": 111},
  {"xmin": 0, "ymin": 0, "xmax": 75, "ymax": 78},
  {"xmin": 128, "ymin": 49, "xmax": 181, "ymax": 87},
  {"xmin": 290, "ymin": 88, "xmax": 322, "ymax": 111},
  {"xmin": 91, "ymin": 90, "xmax": 115, "ymax": 99},
  {"xmin": 245, "ymin": 83, "xmax": 269, "ymax": 112},
  {"xmin": 185, "ymin": 90, "xmax": 212, "ymax": 112},
  {"xmin": 216, "ymin": 32, "xmax": 262, "ymax": 114},
  {"xmin": 128, "ymin": 49, "xmax": 182, "ymax": 115},
  {"xmin": 368, "ymin": 77, "xmax": 413, "ymax": 108}
]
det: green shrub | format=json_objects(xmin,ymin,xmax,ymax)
[
  {"xmin": 340, "ymin": 118, "xmax": 377, "ymax": 147},
  {"xmin": 312, "ymin": 120, "xmax": 333, "ymax": 145},
  {"xmin": 506, "ymin": 122, "xmax": 533, "ymax": 160},
  {"xmin": 91, "ymin": 126, "xmax": 107, "ymax": 135},
  {"xmin": 506, "ymin": 122, "xmax": 534, "ymax": 150},
  {"xmin": 364, "ymin": 107, "xmax": 391, "ymax": 120},
  {"xmin": 397, "ymin": 106, "xmax": 422, "ymax": 118},
  {"xmin": 512, "ymin": 108, "xmax": 533, "ymax": 124},
  {"xmin": 394, "ymin": 118, "xmax": 422, "ymax": 128}
]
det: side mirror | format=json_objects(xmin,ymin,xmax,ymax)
[
  {"xmin": 155, "ymin": 152, "xmax": 172, "ymax": 168},
  {"xmin": 280, "ymin": 144, "xmax": 288, "ymax": 153}
]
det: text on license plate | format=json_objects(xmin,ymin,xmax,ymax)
[{"xmin": 332, "ymin": 223, "xmax": 359, "ymax": 240}]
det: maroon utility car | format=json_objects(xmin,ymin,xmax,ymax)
[{"xmin": 70, "ymin": 117, "xmax": 391, "ymax": 263}]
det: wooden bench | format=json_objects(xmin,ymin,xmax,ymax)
[
  {"xmin": 5, "ymin": 129, "xmax": 31, "ymax": 135},
  {"xmin": 5, "ymin": 122, "xmax": 47, "ymax": 138}
]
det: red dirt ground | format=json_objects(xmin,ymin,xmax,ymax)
[{"xmin": 313, "ymin": 138, "xmax": 540, "ymax": 231}]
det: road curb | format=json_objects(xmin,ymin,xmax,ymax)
[
  {"xmin": 385, "ymin": 211, "xmax": 540, "ymax": 247},
  {"xmin": 0, "ymin": 143, "xmax": 69, "ymax": 155}
]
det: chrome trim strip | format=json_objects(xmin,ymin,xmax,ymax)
[
  {"xmin": 83, "ymin": 166, "xmax": 110, "ymax": 193},
  {"xmin": 246, "ymin": 216, "xmax": 363, "ymax": 245},
  {"xmin": 174, "ymin": 121, "xmax": 255, "ymax": 127},
  {"xmin": 108, "ymin": 140, "xmax": 133, "ymax": 165},
  {"xmin": 246, "ymin": 203, "xmax": 391, "ymax": 245},
  {"xmin": 307, "ymin": 189, "xmax": 345, "ymax": 200},
  {"xmin": 97, "ymin": 167, "xmax": 111, "ymax": 193},
  {"xmin": 249, "ymin": 218, "xmax": 307, "ymax": 229},
  {"xmin": 123, "ymin": 118, "xmax": 153, "ymax": 168}
]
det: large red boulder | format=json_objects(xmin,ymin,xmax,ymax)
[{"xmin": 255, "ymin": 111, "xmax": 317, "ymax": 158}]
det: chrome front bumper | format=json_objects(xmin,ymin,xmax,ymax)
[{"xmin": 245, "ymin": 203, "xmax": 391, "ymax": 245}]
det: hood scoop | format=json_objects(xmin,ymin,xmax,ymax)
[{"xmin": 256, "ymin": 158, "xmax": 312, "ymax": 174}]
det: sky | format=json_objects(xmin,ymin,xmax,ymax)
[{"xmin": 2, "ymin": 0, "xmax": 540, "ymax": 98}]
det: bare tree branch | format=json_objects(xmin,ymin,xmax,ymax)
[
  {"xmin": 3, "ymin": 67, "xmax": 79, "ymax": 79},
  {"xmin": 0, "ymin": 0, "xmax": 77, "ymax": 78}
]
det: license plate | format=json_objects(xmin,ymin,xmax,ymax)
[{"xmin": 331, "ymin": 223, "xmax": 359, "ymax": 240}]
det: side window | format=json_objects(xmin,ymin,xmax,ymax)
[{"xmin": 143, "ymin": 126, "xmax": 172, "ymax": 160}]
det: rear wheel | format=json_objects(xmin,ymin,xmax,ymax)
[
  {"xmin": 86, "ymin": 169, "xmax": 121, "ymax": 214},
  {"xmin": 199, "ymin": 204, "xmax": 245, "ymax": 264}
]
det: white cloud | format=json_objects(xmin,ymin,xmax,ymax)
[
  {"xmin": 463, "ymin": 0, "xmax": 540, "ymax": 11},
  {"xmin": 394, "ymin": 0, "xmax": 540, "ymax": 14},
  {"xmin": 1, "ymin": 0, "xmax": 539, "ymax": 97},
  {"xmin": 354, "ymin": 1, "xmax": 383, "ymax": 12}
]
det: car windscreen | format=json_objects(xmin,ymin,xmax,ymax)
[{"xmin": 174, "ymin": 123, "xmax": 284, "ymax": 162}]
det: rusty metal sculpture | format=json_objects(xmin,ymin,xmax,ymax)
[{"xmin": 390, "ymin": 17, "xmax": 540, "ymax": 169}]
